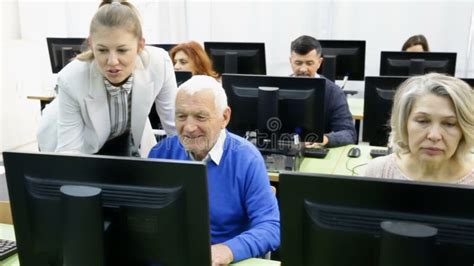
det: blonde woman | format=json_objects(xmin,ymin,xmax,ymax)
[{"xmin": 364, "ymin": 73, "xmax": 474, "ymax": 185}]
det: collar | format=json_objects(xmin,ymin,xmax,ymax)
[
  {"xmin": 188, "ymin": 129, "xmax": 226, "ymax": 165},
  {"xmin": 104, "ymin": 74, "xmax": 134, "ymax": 97},
  {"xmin": 290, "ymin": 73, "xmax": 320, "ymax": 78}
]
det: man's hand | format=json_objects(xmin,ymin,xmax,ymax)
[
  {"xmin": 305, "ymin": 135, "xmax": 328, "ymax": 148},
  {"xmin": 211, "ymin": 244, "xmax": 234, "ymax": 266}
]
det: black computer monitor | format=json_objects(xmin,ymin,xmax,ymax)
[
  {"xmin": 204, "ymin": 42, "xmax": 266, "ymax": 75},
  {"xmin": 362, "ymin": 76, "xmax": 408, "ymax": 146},
  {"xmin": 47, "ymin": 37, "xmax": 87, "ymax": 73},
  {"xmin": 148, "ymin": 43, "xmax": 177, "ymax": 52},
  {"xmin": 222, "ymin": 74, "xmax": 325, "ymax": 144},
  {"xmin": 317, "ymin": 40, "xmax": 366, "ymax": 81},
  {"xmin": 279, "ymin": 172, "xmax": 474, "ymax": 266},
  {"xmin": 3, "ymin": 151, "xmax": 211, "ymax": 266},
  {"xmin": 148, "ymin": 71, "xmax": 192, "ymax": 130},
  {"xmin": 460, "ymin": 77, "xmax": 474, "ymax": 88},
  {"xmin": 379, "ymin": 51, "xmax": 457, "ymax": 76},
  {"xmin": 174, "ymin": 70, "xmax": 193, "ymax": 86}
]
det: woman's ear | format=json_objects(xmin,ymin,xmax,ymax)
[{"xmin": 138, "ymin": 37, "xmax": 145, "ymax": 52}]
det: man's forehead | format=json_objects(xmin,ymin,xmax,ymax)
[
  {"xmin": 176, "ymin": 90, "xmax": 216, "ymax": 109},
  {"xmin": 291, "ymin": 50, "xmax": 320, "ymax": 58}
]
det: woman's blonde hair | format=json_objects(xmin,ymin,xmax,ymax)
[
  {"xmin": 389, "ymin": 73, "xmax": 474, "ymax": 161},
  {"xmin": 76, "ymin": 0, "xmax": 142, "ymax": 61}
]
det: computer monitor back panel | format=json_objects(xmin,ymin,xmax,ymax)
[
  {"xmin": 362, "ymin": 76, "xmax": 408, "ymax": 146},
  {"xmin": 149, "ymin": 71, "xmax": 192, "ymax": 129},
  {"xmin": 148, "ymin": 43, "xmax": 177, "ymax": 52},
  {"xmin": 318, "ymin": 40, "xmax": 366, "ymax": 81},
  {"xmin": 279, "ymin": 172, "xmax": 474, "ymax": 266},
  {"xmin": 47, "ymin": 37, "xmax": 87, "ymax": 73},
  {"xmin": 222, "ymin": 74, "xmax": 326, "ymax": 143},
  {"xmin": 461, "ymin": 78, "xmax": 474, "ymax": 88},
  {"xmin": 379, "ymin": 51, "xmax": 456, "ymax": 76},
  {"xmin": 204, "ymin": 42, "xmax": 266, "ymax": 75},
  {"xmin": 3, "ymin": 151, "xmax": 211, "ymax": 266}
]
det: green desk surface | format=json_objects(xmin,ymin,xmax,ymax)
[
  {"xmin": 333, "ymin": 144, "xmax": 387, "ymax": 176},
  {"xmin": 299, "ymin": 145, "xmax": 346, "ymax": 174},
  {"xmin": 0, "ymin": 223, "xmax": 279, "ymax": 266}
]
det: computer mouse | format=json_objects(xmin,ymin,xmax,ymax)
[{"xmin": 348, "ymin": 147, "xmax": 361, "ymax": 158}]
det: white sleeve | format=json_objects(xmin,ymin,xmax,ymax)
[
  {"xmin": 154, "ymin": 51, "xmax": 177, "ymax": 136},
  {"xmin": 55, "ymin": 76, "xmax": 86, "ymax": 153}
]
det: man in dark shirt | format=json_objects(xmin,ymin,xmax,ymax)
[{"xmin": 290, "ymin": 35, "xmax": 357, "ymax": 147}]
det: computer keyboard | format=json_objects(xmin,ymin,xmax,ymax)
[
  {"xmin": 303, "ymin": 147, "xmax": 329, "ymax": 159},
  {"xmin": 0, "ymin": 239, "xmax": 17, "ymax": 260},
  {"xmin": 370, "ymin": 149, "xmax": 389, "ymax": 158}
]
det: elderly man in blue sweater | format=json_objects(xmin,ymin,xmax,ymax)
[{"xmin": 148, "ymin": 75, "xmax": 280, "ymax": 265}]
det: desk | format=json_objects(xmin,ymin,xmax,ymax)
[
  {"xmin": 0, "ymin": 223, "xmax": 279, "ymax": 266},
  {"xmin": 269, "ymin": 144, "xmax": 386, "ymax": 182},
  {"xmin": 0, "ymin": 224, "xmax": 17, "ymax": 266},
  {"xmin": 332, "ymin": 144, "xmax": 387, "ymax": 176},
  {"xmin": 269, "ymin": 146, "xmax": 348, "ymax": 182},
  {"xmin": 27, "ymin": 95, "xmax": 55, "ymax": 111},
  {"xmin": 347, "ymin": 97, "xmax": 364, "ymax": 143},
  {"xmin": 348, "ymin": 97, "xmax": 363, "ymax": 121}
]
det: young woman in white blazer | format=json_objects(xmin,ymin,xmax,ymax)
[{"xmin": 37, "ymin": 0, "xmax": 176, "ymax": 157}]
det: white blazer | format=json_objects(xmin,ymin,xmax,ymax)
[{"xmin": 37, "ymin": 46, "xmax": 177, "ymax": 157}]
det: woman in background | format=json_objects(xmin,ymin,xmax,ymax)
[
  {"xmin": 170, "ymin": 41, "xmax": 219, "ymax": 79},
  {"xmin": 364, "ymin": 73, "xmax": 474, "ymax": 185},
  {"xmin": 402, "ymin": 34, "xmax": 430, "ymax": 52},
  {"xmin": 37, "ymin": 0, "xmax": 177, "ymax": 157}
]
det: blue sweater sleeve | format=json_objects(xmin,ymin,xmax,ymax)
[
  {"xmin": 223, "ymin": 154, "xmax": 280, "ymax": 262},
  {"xmin": 324, "ymin": 80, "xmax": 357, "ymax": 147}
]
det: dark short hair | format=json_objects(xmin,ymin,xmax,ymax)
[
  {"xmin": 291, "ymin": 35, "xmax": 322, "ymax": 55},
  {"xmin": 401, "ymin": 34, "xmax": 430, "ymax": 51}
]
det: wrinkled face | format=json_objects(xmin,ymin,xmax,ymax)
[
  {"xmin": 175, "ymin": 90, "xmax": 230, "ymax": 160},
  {"xmin": 173, "ymin": 51, "xmax": 196, "ymax": 74},
  {"xmin": 290, "ymin": 49, "xmax": 323, "ymax": 77},
  {"xmin": 90, "ymin": 27, "xmax": 144, "ymax": 86},
  {"xmin": 406, "ymin": 44, "xmax": 425, "ymax": 52},
  {"xmin": 407, "ymin": 93, "xmax": 463, "ymax": 164}
]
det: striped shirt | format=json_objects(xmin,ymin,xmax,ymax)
[{"xmin": 104, "ymin": 75, "xmax": 133, "ymax": 139}]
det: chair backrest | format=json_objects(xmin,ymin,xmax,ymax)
[{"xmin": 0, "ymin": 201, "xmax": 13, "ymax": 224}]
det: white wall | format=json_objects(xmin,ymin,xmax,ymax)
[{"xmin": 1, "ymin": 0, "xmax": 473, "ymax": 151}]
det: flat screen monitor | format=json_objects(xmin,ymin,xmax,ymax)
[
  {"xmin": 222, "ymin": 74, "xmax": 325, "ymax": 144},
  {"xmin": 3, "ymin": 151, "xmax": 211, "ymax": 266},
  {"xmin": 47, "ymin": 37, "xmax": 87, "ymax": 73},
  {"xmin": 149, "ymin": 71, "xmax": 192, "ymax": 130},
  {"xmin": 204, "ymin": 42, "xmax": 266, "ymax": 75},
  {"xmin": 148, "ymin": 43, "xmax": 177, "ymax": 52},
  {"xmin": 318, "ymin": 40, "xmax": 366, "ymax": 81},
  {"xmin": 461, "ymin": 77, "xmax": 474, "ymax": 88},
  {"xmin": 279, "ymin": 172, "xmax": 474, "ymax": 266},
  {"xmin": 362, "ymin": 76, "xmax": 408, "ymax": 146},
  {"xmin": 379, "ymin": 51, "xmax": 457, "ymax": 76}
]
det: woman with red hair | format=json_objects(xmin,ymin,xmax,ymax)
[{"xmin": 170, "ymin": 41, "xmax": 219, "ymax": 79}]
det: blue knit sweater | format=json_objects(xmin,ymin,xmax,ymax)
[{"xmin": 148, "ymin": 131, "xmax": 280, "ymax": 262}]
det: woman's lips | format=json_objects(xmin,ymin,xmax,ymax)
[{"xmin": 423, "ymin": 147, "xmax": 443, "ymax": 156}]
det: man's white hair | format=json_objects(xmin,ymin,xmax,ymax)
[{"xmin": 178, "ymin": 75, "xmax": 228, "ymax": 114}]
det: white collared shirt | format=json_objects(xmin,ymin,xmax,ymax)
[{"xmin": 188, "ymin": 129, "xmax": 226, "ymax": 165}]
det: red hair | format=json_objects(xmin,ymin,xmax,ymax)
[{"xmin": 170, "ymin": 41, "xmax": 219, "ymax": 79}]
